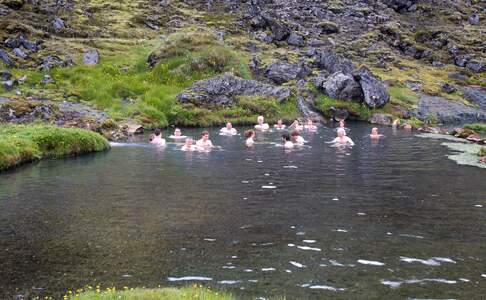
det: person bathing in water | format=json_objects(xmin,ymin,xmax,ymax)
[
  {"xmin": 181, "ymin": 137, "xmax": 197, "ymax": 151},
  {"xmin": 196, "ymin": 130, "xmax": 214, "ymax": 150},
  {"xmin": 282, "ymin": 133, "xmax": 294, "ymax": 149},
  {"xmin": 150, "ymin": 129, "xmax": 166, "ymax": 146},
  {"xmin": 289, "ymin": 119, "xmax": 303, "ymax": 131},
  {"xmin": 273, "ymin": 119, "xmax": 286, "ymax": 130},
  {"xmin": 169, "ymin": 128, "xmax": 187, "ymax": 139},
  {"xmin": 255, "ymin": 115, "xmax": 270, "ymax": 130},
  {"xmin": 244, "ymin": 129, "xmax": 255, "ymax": 147},
  {"xmin": 332, "ymin": 128, "xmax": 354, "ymax": 146},
  {"xmin": 304, "ymin": 119, "xmax": 317, "ymax": 131},
  {"xmin": 370, "ymin": 127, "xmax": 383, "ymax": 139},
  {"xmin": 220, "ymin": 122, "xmax": 237, "ymax": 135},
  {"xmin": 291, "ymin": 130, "xmax": 307, "ymax": 145}
]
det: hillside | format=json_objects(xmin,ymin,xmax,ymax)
[{"xmin": 0, "ymin": 0, "xmax": 485, "ymax": 136}]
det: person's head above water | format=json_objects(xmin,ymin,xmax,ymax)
[
  {"xmin": 371, "ymin": 127, "xmax": 378, "ymax": 135},
  {"xmin": 226, "ymin": 122, "xmax": 233, "ymax": 129},
  {"xmin": 201, "ymin": 130, "xmax": 209, "ymax": 140},
  {"xmin": 307, "ymin": 119, "xmax": 314, "ymax": 125},
  {"xmin": 282, "ymin": 133, "xmax": 291, "ymax": 142},
  {"xmin": 277, "ymin": 119, "xmax": 283, "ymax": 125},
  {"xmin": 154, "ymin": 129, "xmax": 161, "ymax": 136},
  {"xmin": 337, "ymin": 127, "xmax": 346, "ymax": 137},
  {"xmin": 174, "ymin": 128, "xmax": 181, "ymax": 136},
  {"xmin": 257, "ymin": 115, "xmax": 264, "ymax": 125},
  {"xmin": 185, "ymin": 137, "xmax": 193, "ymax": 145},
  {"xmin": 244, "ymin": 129, "xmax": 255, "ymax": 138},
  {"xmin": 291, "ymin": 130, "xmax": 300, "ymax": 137}
]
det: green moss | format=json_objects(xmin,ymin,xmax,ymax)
[
  {"xmin": 405, "ymin": 117, "xmax": 425, "ymax": 128},
  {"xmin": 464, "ymin": 123, "xmax": 486, "ymax": 133},
  {"xmin": 388, "ymin": 86, "xmax": 419, "ymax": 109},
  {"xmin": 69, "ymin": 287, "xmax": 238, "ymax": 300},
  {"xmin": 479, "ymin": 147, "xmax": 486, "ymax": 157},
  {"xmin": 0, "ymin": 124, "xmax": 109, "ymax": 171},
  {"xmin": 316, "ymin": 94, "xmax": 373, "ymax": 120}
]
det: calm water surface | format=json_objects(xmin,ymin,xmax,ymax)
[{"xmin": 0, "ymin": 123, "xmax": 485, "ymax": 299}]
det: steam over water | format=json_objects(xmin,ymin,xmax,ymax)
[{"xmin": 0, "ymin": 123, "xmax": 485, "ymax": 299}]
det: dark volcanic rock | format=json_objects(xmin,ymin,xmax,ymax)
[
  {"xmin": 287, "ymin": 32, "xmax": 304, "ymax": 47},
  {"xmin": 264, "ymin": 61, "xmax": 311, "ymax": 85},
  {"xmin": 315, "ymin": 50, "xmax": 355, "ymax": 75},
  {"xmin": 442, "ymin": 83, "xmax": 456, "ymax": 94},
  {"xmin": 383, "ymin": 0, "xmax": 418, "ymax": 12},
  {"xmin": 354, "ymin": 67, "xmax": 390, "ymax": 108},
  {"xmin": 461, "ymin": 86, "xmax": 486, "ymax": 110},
  {"xmin": 83, "ymin": 49, "xmax": 100, "ymax": 65},
  {"xmin": 415, "ymin": 94, "xmax": 486, "ymax": 124},
  {"xmin": 468, "ymin": 13, "xmax": 479, "ymax": 25},
  {"xmin": 13, "ymin": 47, "xmax": 27, "ymax": 59},
  {"xmin": 177, "ymin": 73, "xmax": 291, "ymax": 105},
  {"xmin": 465, "ymin": 60, "xmax": 485, "ymax": 73},
  {"xmin": 39, "ymin": 55, "xmax": 74, "ymax": 71},
  {"xmin": 0, "ymin": 49, "xmax": 14, "ymax": 67},
  {"xmin": 53, "ymin": 16, "xmax": 65, "ymax": 32},
  {"xmin": 1, "ymin": 80, "xmax": 15, "ymax": 91},
  {"xmin": 0, "ymin": 70, "xmax": 12, "ymax": 80},
  {"xmin": 320, "ymin": 72, "xmax": 363, "ymax": 101}
]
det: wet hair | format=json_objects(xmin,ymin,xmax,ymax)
[
  {"xmin": 201, "ymin": 130, "xmax": 209, "ymax": 136},
  {"xmin": 154, "ymin": 129, "xmax": 161, "ymax": 136},
  {"xmin": 244, "ymin": 129, "xmax": 255, "ymax": 138},
  {"xmin": 282, "ymin": 133, "xmax": 291, "ymax": 141},
  {"xmin": 291, "ymin": 130, "xmax": 300, "ymax": 137},
  {"xmin": 185, "ymin": 137, "xmax": 193, "ymax": 142}
]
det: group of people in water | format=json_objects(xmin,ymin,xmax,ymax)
[{"xmin": 149, "ymin": 116, "xmax": 386, "ymax": 151}]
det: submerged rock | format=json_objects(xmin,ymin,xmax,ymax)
[
  {"xmin": 177, "ymin": 73, "xmax": 291, "ymax": 105},
  {"xmin": 354, "ymin": 67, "xmax": 390, "ymax": 108}
]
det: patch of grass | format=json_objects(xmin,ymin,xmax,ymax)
[
  {"xmin": 69, "ymin": 286, "xmax": 238, "ymax": 300},
  {"xmin": 0, "ymin": 124, "xmax": 109, "ymax": 171},
  {"xmin": 316, "ymin": 94, "xmax": 373, "ymax": 120},
  {"xmin": 405, "ymin": 117, "xmax": 425, "ymax": 128},
  {"xmin": 464, "ymin": 123, "xmax": 486, "ymax": 133},
  {"xmin": 168, "ymin": 96, "xmax": 300, "ymax": 127},
  {"xmin": 388, "ymin": 86, "xmax": 419, "ymax": 109},
  {"xmin": 3, "ymin": 32, "xmax": 252, "ymax": 128},
  {"xmin": 479, "ymin": 147, "xmax": 486, "ymax": 157}
]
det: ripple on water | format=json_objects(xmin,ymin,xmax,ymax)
[
  {"xmin": 357, "ymin": 259, "xmax": 385, "ymax": 266},
  {"xmin": 289, "ymin": 261, "xmax": 306, "ymax": 268},
  {"xmin": 399, "ymin": 256, "xmax": 456, "ymax": 266},
  {"xmin": 381, "ymin": 278, "xmax": 458, "ymax": 288},
  {"xmin": 167, "ymin": 276, "xmax": 213, "ymax": 282},
  {"xmin": 297, "ymin": 245, "xmax": 322, "ymax": 252}
]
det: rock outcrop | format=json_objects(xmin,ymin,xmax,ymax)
[
  {"xmin": 177, "ymin": 73, "xmax": 292, "ymax": 106},
  {"xmin": 354, "ymin": 67, "xmax": 390, "ymax": 108}
]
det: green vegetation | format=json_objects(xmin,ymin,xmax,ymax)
[
  {"xmin": 316, "ymin": 94, "xmax": 373, "ymax": 120},
  {"xmin": 479, "ymin": 147, "xmax": 486, "ymax": 157},
  {"xmin": 0, "ymin": 124, "xmax": 109, "ymax": 171},
  {"xmin": 464, "ymin": 123, "xmax": 486, "ymax": 133},
  {"xmin": 2, "ymin": 32, "xmax": 295, "ymax": 128},
  {"xmin": 387, "ymin": 86, "xmax": 419, "ymax": 109},
  {"xmin": 68, "ymin": 286, "xmax": 238, "ymax": 300}
]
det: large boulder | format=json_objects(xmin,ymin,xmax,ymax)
[
  {"xmin": 0, "ymin": 49, "xmax": 14, "ymax": 66},
  {"xmin": 415, "ymin": 94, "xmax": 486, "ymax": 124},
  {"xmin": 353, "ymin": 67, "xmax": 390, "ymax": 108},
  {"xmin": 320, "ymin": 72, "xmax": 363, "ymax": 101},
  {"xmin": 315, "ymin": 50, "xmax": 355, "ymax": 75},
  {"xmin": 383, "ymin": 0, "xmax": 418, "ymax": 12},
  {"xmin": 83, "ymin": 49, "xmax": 100, "ymax": 65},
  {"xmin": 177, "ymin": 73, "xmax": 291, "ymax": 106},
  {"xmin": 264, "ymin": 61, "xmax": 311, "ymax": 85}
]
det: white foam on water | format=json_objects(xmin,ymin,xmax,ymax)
[
  {"xmin": 459, "ymin": 278, "xmax": 470, "ymax": 282},
  {"xmin": 329, "ymin": 260, "xmax": 345, "ymax": 267},
  {"xmin": 222, "ymin": 266, "xmax": 236, "ymax": 269},
  {"xmin": 333, "ymin": 229, "xmax": 348, "ymax": 233},
  {"xmin": 319, "ymin": 264, "xmax": 327, "ymax": 267},
  {"xmin": 203, "ymin": 238, "xmax": 216, "ymax": 242},
  {"xmin": 264, "ymin": 173, "xmax": 270, "ymax": 176},
  {"xmin": 357, "ymin": 212, "xmax": 366, "ymax": 216},
  {"xmin": 260, "ymin": 242, "xmax": 274, "ymax": 246},
  {"xmin": 283, "ymin": 165, "xmax": 298, "ymax": 169},
  {"xmin": 243, "ymin": 197, "xmax": 247, "ymax": 200},
  {"xmin": 475, "ymin": 204, "xmax": 483, "ymax": 207},
  {"xmin": 122, "ymin": 274, "xmax": 133, "ymax": 278},
  {"xmin": 285, "ymin": 269, "xmax": 292, "ymax": 273},
  {"xmin": 289, "ymin": 261, "xmax": 306, "ymax": 268},
  {"xmin": 358, "ymin": 259, "xmax": 385, "ymax": 266},
  {"xmin": 308, "ymin": 285, "xmax": 346, "ymax": 291},
  {"xmin": 261, "ymin": 268, "xmax": 276, "ymax": 272},
  {"xmin": 290, "ymin": 226, "xmax": 296, "ymax": 229},
  {"xmin": 288, "ymin": 243, "xmax": 295, "ymax": 247},
  {"xmin": 302, "ymin": 240, "xmax": 316, "ymax": 243},
  {"xmin": 244, "ymin": 269, "xmax": 253, "ymax": 272},
  {"xmin": 218, "ymin": 280, "xmax": 241, "ymax": 285},
  {"xmin": 387, "ymin": 232, "xmax": 393, "ymax": 235},
  {"xmin": 400, "ymin": 257, "xmax": 441, "ymax": 266},
  {"xmin": 231, "ymin": 256, "xmax": 238, "ymax": 259},
  {"xmin": 241, "ymin": 180, "xmax": 249, "ymax": 184},
  {"xmin": 332, "ymin": 197, "xmax": 339, "ymax": 201},
  {"xmin": 261, "ymin": 185, "xmax": 277, "ymax": 189},
  {"xmin": 168, "ymin": 276, "xmax": 213, "ymax": 282},
  {"xmin": 297, "ymin": 245, "xmax": 322, "ymax": 252},
  {"xmin": 381, "ymin": 278, "xmax": 457, "ymax": 289},
  {"xmin": 332, "ymin": 247, "xmax": 344, "ymax": 251},
  {"xmin": 399, "ymin": 234, "xmax": 424, "ymax": 239},
  {"xmin": 257, "ymin": 160, "xmax": 263, "ymax": 163},
  {"xmin": 431, "ymin": 257, "xmax": 456, "ymax": 264},
  {"xmin": 296, "ymin": 232, "xmax": 306, "ymax": 236},
  {"xmin": 248, "ymin": 279, "xmax": 258, "ymax": 283}
]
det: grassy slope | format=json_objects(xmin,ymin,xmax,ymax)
[
  {"xmin": 68, "ymin": 287, "xmax": 239, "ymax": 300},
  {"xmin": 0, "ymin": 124, "xmax": 109, "ymax": 171}
]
